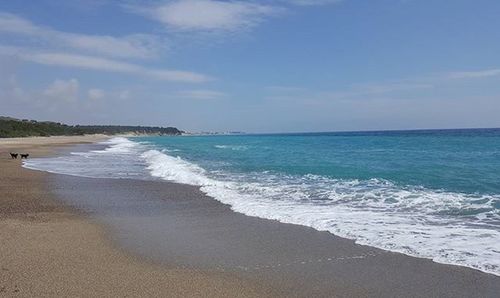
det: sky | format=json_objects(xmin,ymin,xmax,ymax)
[{"xmin": 1, "ymin": 0, "xmax": 500, "ymax": 133}]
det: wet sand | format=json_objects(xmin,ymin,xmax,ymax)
[
  {"xmin": 1, "ymin": 136, "xmax": 499, "ymax": 297},
  {"xmin": 0, "ymin": 136, "xmax": 274, "ymax": 297},
  {"xmin": 51, "ymin": 171, "xmax": 500, "ymax": 297}
]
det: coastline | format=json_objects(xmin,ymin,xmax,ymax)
[
  {"xmin": 1, "ymin": 136, "xmax": 499, "ymax": 297},
  {"xmin": 50, "ymin": 173, "xmax": 500, "ymax": 298},
  {"xmin": 0, "ymin": 136, "xmax": 274, "ymax": 297}
]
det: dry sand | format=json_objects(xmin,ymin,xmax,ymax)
[{"xmin": 0, "ymin": 136, "xmax": 274, "ymax": 297}]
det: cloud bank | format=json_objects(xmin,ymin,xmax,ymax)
[
  {"xmin": 127, "ymin": 0, "xmax": 281, "ymax": 33},
  {"xmin": 0, "ymin": 12, "xmax": 165, "ymax": 59},
  {"xmin": 0, "ymin": 45, "xmax": 210, "ymax": 83}
]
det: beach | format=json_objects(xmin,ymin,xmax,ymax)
[
  {"xmin": 1, "ymin": 136, "xmax": 499, "ymax": 297},
  {"xmin": 0, "ymin": 136, "xmax": 273, "ymax": 297}
]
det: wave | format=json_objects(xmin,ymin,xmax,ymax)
[
  {"xmin": 24, "ymin": 137, "xmax": 500, "ymax": 276},
  {"xmin": 140, "ymin": 148, "xmax": 500, "ymax": 276},
  {"xmin": 23, "ymin": 137, "xmax": 150, "ymax": 180},
  {"xmin": 214, "ymin": 144, "xmax": 248, "ymax": 151}
]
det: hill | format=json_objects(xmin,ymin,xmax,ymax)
[{"xmin": 0, "ymin": 117, "xmax": 182, "ymax": 138}]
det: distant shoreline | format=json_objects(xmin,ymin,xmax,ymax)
[{"xmin": 0, "ymin": 116, "xmax": 182, "ymax": 138}]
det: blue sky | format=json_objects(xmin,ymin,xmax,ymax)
[{"xmin": 1, "ymin": 0, "xmax": 500, "ymax": 133}]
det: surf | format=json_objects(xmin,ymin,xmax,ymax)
[{"xmin": 24, "ymin": 134, "xmax": 500, "ymax": 275}]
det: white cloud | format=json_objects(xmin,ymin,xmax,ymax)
[
  {"xmin": 62, "ymin": 33, "xmax": 165, "ymax": 59},
  {"xmin": 264, "ymin": 66, "xmax": 500, "ymax": 105},
  {"xmin": 446, "ymin": 69, "xmax": 500, "ymax": 79},
  {"xmin": 0, "ymin": 12, "xmax": 40, "ymax": 35},
  {"xmin": 287, "ymin": 0, "xmax": 342, "ymax": 6},
  {"xmin": 349, "ymin": 82, "xmax": 433, "ymax": 94},
  {"xmin": 176, "ymin": 89, "xmax": 226, "ymax": 99},
  {"xmin": 1, "ymin": 74, "xmax": 28, "ymax": 102},
  {"xmin": 31, "ymin": 52, "xmax": 211, "ymax": 82},
  {"xmin": 28, "ymin": 52, "xmax": 140, "ymax": 72},
  {"xmin": 88, "ymin": 88, "xmax": 105, "ymax": 100},
  {"xmin": 266, "ymin": 81, "xmax": 434, "ymax": 103},
  {"xmin": 118, "ymin": 90, "xmax": 131, "ymax": 100},
  {"xmin": 148, "ymin": 68, "xmax": 211, "ymax": 82},
  {"xmin": 0, "ymin": 46, "xmax": 211, "ymax": 83},
  {"xmin": 0, "ymin": 12, "xmax": 165, "ymax": 59},
  {"xmin": 43, "ymin": 78, "xmax": 80, "ymax": 102},
  {"xmin": 129, "ymin": 0, "xmax": 280, "ymax": 32}
]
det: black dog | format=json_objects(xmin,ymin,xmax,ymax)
[
  {"xmin": 10, "ymin": 153, "xmax": 18, "ymax": 159},
  {"xmin": 20, "ymin": 154, "xmax": 29, "ymax": 159}
]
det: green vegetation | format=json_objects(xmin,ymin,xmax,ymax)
[{"xmin": 0, "ymin": 116, "xmax": 182, "ymax": 138}]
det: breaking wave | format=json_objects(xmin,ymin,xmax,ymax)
[{"xmin": 24, "ymin": 137, "xmax": 500, "ymax": 275}]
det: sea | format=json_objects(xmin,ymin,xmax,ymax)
[{"xmin": 23, "ymin": 129, "xmax": 500, "ymax": 275}]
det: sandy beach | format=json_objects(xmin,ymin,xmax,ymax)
[
  {"xmin": 2, "ymin": 1, "xmax": 499, "ymax": 296},
  {"xmin": 1, "ymin": 136, "xmax": 499, "ymax": 297},
  {"xmin": 0, "ymin": 136, "xmax": 273, "ymax": 297}
]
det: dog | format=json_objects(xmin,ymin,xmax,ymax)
[
  {"xmin": 10, "ymin": 153, "xmax": 18, "ymax": 159},
  {"xmin": 20, "ymin": 154, "xmax": 29, "ymax": 159}
]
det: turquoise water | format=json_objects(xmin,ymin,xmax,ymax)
[
  {"xmin": 138, "ymin": 129, "xmax": 500, "ymax": 196},
  {"xmin": 24, "ymin": 129, "xmax": 500, "ymax": 275}
]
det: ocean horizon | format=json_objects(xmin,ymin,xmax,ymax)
[
  {"xmin": 187, "ymin": 127, "xmax": 500, "ymax": 137},
  {"xmin": 24, "ymin": 128, "xmax": 500, "ymax": 276},
  {"xmin": 202, "ymin": 127, "xmax": 500, "ymax": 137}
]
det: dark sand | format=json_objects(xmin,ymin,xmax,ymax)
[{"xmin": 50, "ymin": 172, "xmax": 500, "ymax": 298}]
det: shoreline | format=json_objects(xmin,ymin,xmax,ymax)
[
  {"xmin": 48, "ymin": 173, "xmax": 500, "ymax": 297},
  {"xmin": 1, "ymin": 136, "xmax": 499, "ymax": 297},
  {"xmin": 0, "ymin": 136, "xmax": 275, "ymax": 297}
]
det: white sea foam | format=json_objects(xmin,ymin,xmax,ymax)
[
  {"xmin": 24, "ymin": 137, "xmax": 500, "ymax": 276},
  {"xmin": 93, "ymin": 137, "xmax": 140, "ymax": 153},
  {"xmin": 24, "ymin": 137, "xmax": 149, "ymax": 180},
  {"xmin": 214, "ymin": 144, "xmax": 248, "ymax": 151},
  {"xmin": 141, "ymin": 150, "xmax": 210, "ymax": 185},
  {"xmin": 140, "ymin": 147, "xmax": 500, "ymax": 276}
]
